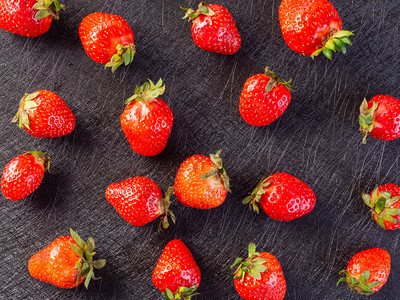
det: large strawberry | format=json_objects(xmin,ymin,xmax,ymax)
[
  {"xmin": 1, "ymin": 151, "xmax": 49, "ymax": 201},
  {"xmin": 231, "ymin": 243, "xmax": 286, "ymax": 300},
  {"xmin": 12, "ymin": 90, "xmax": 75, "ymax": 138},
  {"xmin": 0, "ymin": 0, "xmax": 64, "ymax": 37},
  {"xmin": 181, "ymin": 2, "xmax": 241, "ymax": 55},
  {"xmin": 120, "ymin": 79, "xmax": 173, "ymax": 156},
  {"xmin": 239, "ymin": 67, "xmax": 294, "ymax": 126},
  {"xmin": 105, "ymin": 177, "xmax": 175, "ymax": 231},
  {"xmin": 279, "ymin": 0, "xmax": 353, "ymax": 59},
  {"xmin": 244, "ymin": 172, "xmax": 316, "ymax": 221},
  {"xmin": 152, "ymin": 239, "xmax": 201, "ymax": 299},
  {"xmin": 174, "ymin": 150, "xmax": 231, "ymax": 209},
  {"xmin": 337, "ymin": 248, "xmax": 390, "ymax": 295},
  {"xmin": 79, "ymin": 12, "xmax": 135, "ymax": 72},
  {"xmin": 362, "ymin": 184, "xmax": 400, "ymax": 230},
  {"xmin": 29, "ymin": 228, "xmax": 106, "ymax": 289},
  {"xmin": 359, "ymin": 95, "xmax": 400, "ymax": 143}
]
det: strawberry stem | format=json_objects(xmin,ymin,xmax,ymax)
[
  {"xmin": 243, "ymin": 177, "xmax": 272, "ymax": 213},
  {"xmin": 158, "ymin": 187, "xmax": 176, "ymax": 232},
  {"xmin": 264, "ymin": 67, "xmax": 295, "ymax": 93},
  {"xmin": 125, "ymin": 78, "xmax": 165, "ymax": 105},
  {"xmin": 337, "ymin": 269, "xmax": 380, "ymax": 295},
  {"xmin": 104, "ymin": 43, "xmax": 136, "ymax": 73},
  {"xmin": 311, "ymin": 30, "xmax": 354, "ymax": 59},
  {"xmin": 200, "ymin": 150, "xmax": 231, "ymax": 192},
  {"xmin": 32, "ymin": 0, "xmax": 65, "ymax": 20},
  {"xmin": 359, "ymin": 99, "xmax": 378, "ymax": 144},
  {"xmin": 181, "ymin": 2, "xmax": 215, "ymax": 22}
]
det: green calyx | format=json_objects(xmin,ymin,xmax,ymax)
[
  {"xmin": 181, "ymin": 2, "xmax": 215, "ymax": 22},
  {"xmin": 69, "ymin": 228, "xmax": 106, "ymax": 289},
  {"xmin": 200, "ymin": 150, "xmax": 231, "ymax": 193},
  {"xmin": 230, "ymin": 243, "xmax": 268, "ymax": 283},
  {"xmin": 264, "ymin": 66, "xmax": 295, "ymax": 93},
  {"xmin": 311, "ymin": 30, "xmax": 354, "ymax": 60},
  {"xmin": 12, "ymin": 92, "xmax": 40, "ymax": 131},
  {"xmin": 125, "ymin": 78, "xmax": 165, "ymax": 105},
  {"xmin": 24, "ymin": 151, "xmax": 50, "ymax": 172},
  {"xmin": 162, "ymin": 285, "xmax": 200, "ymax": 300},
  {"xmin": 105, "ymin": 43, "xmax": 136, "ymax": 73},
  {"xmin": 337, "ymin": 269, "xmax": 380, "ymax": 296},
  {"xmin": 158, "ymin": 187, "xmax": 177, "ymax": 232},
  {"xmin": 362, "ymin": 188, "xmax": 400, "ymax": 229},
  {"xmin": 32, "ymin": 0, "xmax": 65, "ymax": 20},
  {"xmin": 242, "ymin": 177, "xmax": 272, "ymax": 214},
  {"xmin": 359, "ymin": 99, "xmax": 378, "ymax": 144}
]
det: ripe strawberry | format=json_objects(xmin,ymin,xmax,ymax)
[
  {"xmin": 181, "ymin": 2, "xmax": 241, "ymax": 55},
  {"xmin": 244, "ymin": 172, "xmax": 316, "ymax": 221},
  {"xmin": 105, "ymin": 177, "xmax": 175, "ymax": 231},
  {"xmin": 359, "ymin": 95, "xmax": 400, "ymax": 143},
  {"xmin": 174, "ymin": 150, "xmax": 231, "ymax": 209},
  {"xmin": 1, "ymin": 151, "xmax": 49, "ymax": 201},
  {"xmin": 152, "ymin": 239, "xmax": 201, "ymax": 299},
  {"xmin": 0, "ymin": 0, "xmax": 64, "ymax": 37},
  {"xmin": 231, "ymin": 243, "xmax": 286, "ymax": 300},
  {"xmin": 239, "ymin": 67, "xmax": 295, "ymax": 126},
  {"xmin": 28, "ymin": 228, "xmax": 106, "ymax": 289},
  {"xmin": 120, "ymin": 79, "xmax": 173, "ymax": 156},
  {"xmin": 79, "ymin": 12, "xmax": 135, "ymax": 72},
  {"xmin": 12, "ymin": 90, "xmax": 75, "ymax": 138},
  {"xmin": 362, "ymin": 184, "xmax": 400, "ymax": 230},
  {"xmin": 279, "ymin": 0, "xmax": 353, "ymax": 59},
  {"xmin": 337, "ymin": 248, "xmax": 390, "ymax": 295}
]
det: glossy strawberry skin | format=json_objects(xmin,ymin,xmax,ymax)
[
  {"xmin": 239, "ymin": 74, "xmax": 292, "ymax": 126},
  {"xmin": 371, "ymin": 184, "xmax": 400, "ymax": 230}
]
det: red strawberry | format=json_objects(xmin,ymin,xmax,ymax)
[
  {"xmin": 174, "ymin": 150, "xmax": 231, "ymax": 209},
  {"xmin": 79, "ymin": 12, "xmax": 135, "ymax": 72},
  {"xmin": 12, "ymin": 90, "xmax": 75, "ymax": 138},
  {"xmin": 105, "ymin": 177, "xmax": 175, "ymax": 231},
  {"xmin": 120, "ymin": 79, "xmax": 173, "ymax": 157},
  {"xmin": 231, "ymin": 243, "xmax": 286, "ymax": 300},
  {"xmin": 1, "ymin": 151, "xmax": 49, "ymax": 201},
  {"xmin": 0, "ymin": 0, "xmax": 64, "ymax": 37},
  {"xmin": 239, "ymin": 67, "xmax": 294, "ymax": 126},
  {"xmin": 359, "ymin": 95, "xmax": 400, "ymax": 143},
  {"xmin": 362, "ymin": 184, "xmax": 400, "ymax": 230},
  {"xmin": 152, "ymin": 239, "xmax": 201, "ymax": 299},
  {"xmin": 28, "ymin": 228, "xmax": 106, "ymax": 289},
  {"xmin": 337, "ymin": 248, "xmax": 390, "ymax": 295},
  {"xmin": 279, "ymin": 0, "xmax": 353, "ymax": 59},
  {"xmin": 244, "ymin": 172, "xmax": 316, "ymax": 221},
  {"xmin": 181, "ymin": 2, "xmax": 241, "ymax": 55}
]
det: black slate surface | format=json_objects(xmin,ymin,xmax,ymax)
[{"xmin": 0, "ymin": 0, "xmax": 399, "ymax": 299}]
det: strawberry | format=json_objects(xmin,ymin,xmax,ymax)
[
  {"xmin": 152, "ymin": 239, "xmax": 201, "ymax": 299},
  {"xmin": 279, "ymin": 0, "xmax": 353, "ymax": 59},
  {"xmin": 362, "ymin": 184, "xmax": 400, "ymax": 230},
  {"xmin": 120, "ymin": 79, "xmax": 173, "ymax": 157},
  {"xmin": 337, "ymin": 248, "xmax": 390, "ymax": 295},
  {"xmin": 173, "ymin": 150, "xmax": 231, "ymax": 209},
  {"xmin": 12, "ymin": 90, "xmax": 75, "ymax": 138},
  {"xmin": 239, "ymin": 67, "xmax": 295, "ymax": 126},
  {"xmin": 244, "ymin": 172, "xmax": 316, "ymax": 221},
  {"xmin": 28, "ymin": 228, "xmax": 106, "ymax": 289},
  {"xmin": 231, "ymin": 243, "xmax": 286, "ymax": 300},
  {"xmin": 79, "ymin": 12, "xmax": 135, "ymax": 72},
  {"xmin": 105, "ymin": 177, "xmax": 175, "ymax": 231},
  {"xmin": 0, "ymin": 0, "xmax": 64, "ymax": 37},
  {"xmin": 181, "ymin": 2, "xmax": 241, "ymax": 55},
  {"xmin": 359, "ymin": 95, "xmax": 400, "ymax": 143},
  {"xmin": 1, "ymin": 151, "xmax": 49, "ymax": 201}
]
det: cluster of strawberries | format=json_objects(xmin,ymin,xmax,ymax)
[{"xmin": 0, "ymin": 0, "xmax": 399, "ymax": 299}]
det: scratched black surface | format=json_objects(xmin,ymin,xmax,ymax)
[{"xmin": 0, "ymin": 0, "xmax": 399, "ymax": 299}]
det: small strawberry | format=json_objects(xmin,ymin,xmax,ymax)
[
  {"xmin": 12, "ymin": 90, "xmax": 75, "ymax": 138},
  {"xmin": 79, "ymin": 12, "xmax": 135, "ymax": 72},
  {"xmin": 239, "ymin": 67, "xmax": 295, "ymax": 126},
  {"xmin": 152, "ymin": 239, "xmax": 201, "ymax": 299},
  {"xmin": 28, "ymin": 228, "xmax": 106, "ymax": 289},
  {"xmin": 362, "ymin": 184, "xmax": 400, "ymax": 230},
  {"xmin": 105, "ymin": 177, "xmax": 175, "ymax": 231},
  {"xmin": 359, "ymin": 95, "xmax": 400, "ymax": 143},
  {"xmin": 244, "ymin": 172, "xmax": 316, "ymax": 221},
  {"xmin": 337, "ymin": 248, "xmax": 390, "ymax": 295},
  {"xmin": 181, "ymin": 2, "xmax": 241, "ymax": 55},
  {"xmin": 174, "ymin": 150, "xmax": 231, "ymax": 209},
  {"xmin": 279, "ymin": 0, "xmax": 353, "ymax": 59},
  {"xmin": 231, "ymin": 243, "xmax": 286, "ymax": 300},
  {"xmin": 1, "ymin": 151, "xmax": 49, "ymax": 201},
  {"xmin": 0, "ymin": 0, "xmax": 65, "ymax": 37},
  {"xmin": 120, "ymin": 79, "xmax": 173, "ymax": 156}
]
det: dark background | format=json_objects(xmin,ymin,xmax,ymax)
[{"xmin": 0, "ymin": 0, "xmax": 399, "ymax": 299}]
